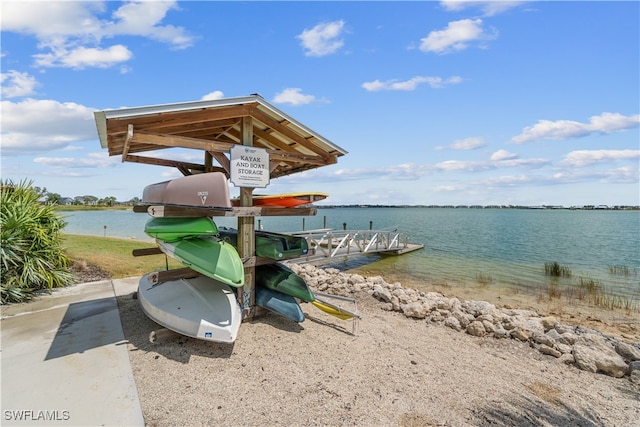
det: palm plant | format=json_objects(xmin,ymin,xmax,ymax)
[{"xmin": 1, "ymin": 180, "xmax": 74, "ymax": 303}]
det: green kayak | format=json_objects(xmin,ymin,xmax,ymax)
[
  {"xmin": 218, "ymin": 227, "xmax": 309, "ymax": 260},
  {"xmin": 145, "ymin": 217, "xmax": 218, "ymax": 242},
  {"xmin": 255, "ymin": 262, "xmax": 314, "ymax": 302},
  {"xmin": 157, "ymin": 237, "xmax": 244, "ymax": 288}
]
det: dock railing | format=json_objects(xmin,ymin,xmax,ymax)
[{"xmin": 288, "ymin": 228, "xmax": 421, "ymax": 263}]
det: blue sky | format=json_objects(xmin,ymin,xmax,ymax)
[{"xmin": 1, "ymin": 1, "xmax": 639, "ymax": 206}]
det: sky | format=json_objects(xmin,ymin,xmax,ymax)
[{"xmin": 1, "ymin": 0, "xmax": 639, "ymax": 207}]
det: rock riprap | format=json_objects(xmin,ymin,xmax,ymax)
[{"xmin": 287, "ymin": 262, "xmax": 640, "ymax": 382}]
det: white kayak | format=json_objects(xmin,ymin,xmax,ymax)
[{"xmin": 138, "ymin": 273, "xmax": 241, "ymax": 343}]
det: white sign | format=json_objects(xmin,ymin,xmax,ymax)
[{"xmin": 230, "ymin": 145, "xmax": 270, "ymax": 188}]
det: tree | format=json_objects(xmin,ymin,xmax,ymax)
[
  {"xmin": 0, "ymin": 180, "xmax": 74, "ymax": 303},
  {"xmin": 46, "ymin": 192, "xmax": 62, "ymax": 205}
]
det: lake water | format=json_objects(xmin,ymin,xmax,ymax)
[{"xmin": 61, "ymin": 207, "xmax": 640, "ymax": 305}]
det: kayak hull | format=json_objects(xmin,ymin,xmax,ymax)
[
  {"xmin": 219, "ymin": 227, "xmax": 308, "ymax": 260},
  {"xmin": 138, "ymin": 273, "xmax": 241, "ymax": 343},
  {"xmin": 143, "ymin": 172, "xmax": 231, "ymax": 209},
  {"xmin": 255, "ymin": 286, "xmax": 305, "ymax": 323},
  {"xmin": 255, "ymin": 262, "xmax": 314, "ymax": 302},
  {"xmin": 145, "ymin": 217, "xmax": 218, "ymax": 242},
  {"xmin": 231, "ymin": 192, "xmax": 327, "ymax": 208},
  {"xmin": 157, "ymin": 237, "xmax": 244, "ymax": 288}
]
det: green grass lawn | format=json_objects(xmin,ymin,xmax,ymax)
[{"xmin": 62, "ymin": 234, "xmax": 182, "ymax": 278}]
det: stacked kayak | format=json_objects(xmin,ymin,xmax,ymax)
[
  {"xmin": 218, "ymin": 227, "xmax": 308, "ymax": 260},
  {"xmin": 145, "ymin": 217, "xmax": 244, "ymax": 288},
  {"xmin": 136, "ymin": 173, "xmax": 355, "ymax": 340},
  {"xmin": 138, "ymin": 273, "xmax": 241, "ymax": 343}
]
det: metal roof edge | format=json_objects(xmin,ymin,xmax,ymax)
[{"xmin": 93, "ymin": 94, "xmax": 348, "ymax": 155}]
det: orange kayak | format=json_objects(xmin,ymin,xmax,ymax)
[{"xmin": 231, "ymin": 192, "xmax": 328, "ymax": 208}]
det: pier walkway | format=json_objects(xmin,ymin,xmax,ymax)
[{"xmin": 286, "ymin": 228, "xmax": 424, "ymax": 264}]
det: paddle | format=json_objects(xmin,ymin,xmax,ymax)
[{"xmin": 311, "ymin": 295, "xmax": 360, "ymax": 321}]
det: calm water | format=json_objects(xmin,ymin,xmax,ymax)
[{"xmin": 62, "ymin": 207, "xmax": 640, "ymax": 303}]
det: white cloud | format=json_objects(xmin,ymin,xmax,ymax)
[
  {"xmin": 0, "ymin": 98, "xmax": 96, "ymax": 154},
  {"xmin": 490, "ymin": 149, "xmax": 518, "ymax": 161},
  {"xmin": 34, "ymin": 45, "xmax": 133, "ymax": 69},
  {"xmin": 440, "ymin": 1, "xmax": 529, "ymax": 16},
  {"xmin": 272, "ymin": 88, "xmax": 317, "ymax": 106},
  {"xmin": 1, "ymin": 70, "xmax": 39, "ymax": 98},
  {"xmin": 201, "ymin": 91, "xmax": 225, "ymax": 101},
  {"xmin": 1, "ymin": 1, "xmax": 193, "ymax": 69},
  {"xmin": 512, "ymin": 112, "xmax": 640, "ymax": 143},
  {"xmin": 436, "ymin": 136, "xmax": 485, "ymax": 150},
  {"xmin": 33, "ymin": 152, "xmax": 118, "ymax": 168},
  {"xmin": 362, "ymin": 76, "xmax": 462, "ymax": 91},
  {"xmin": 560, "ymin": 149, "xmax": 640, "ymax": 167},
  {"xmin": 297, "ymin": 20, "xmax": 346, "ymax": 57},
  {"xmin": 420, "ymin": 19, "xmax": 496, "ymax": 54}
]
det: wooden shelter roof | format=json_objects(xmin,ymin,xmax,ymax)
[{"xmin": 94, "ymin": 95, "xmax": 347, "ymax": 178}]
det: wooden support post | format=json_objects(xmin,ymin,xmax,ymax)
[
  {"xmin": 237, "ymin": 116, "xmax": 256, "ymax": 320},
  {"xmin": 204, "ymin": 151, "xmax": 213, "ymax": 172}
]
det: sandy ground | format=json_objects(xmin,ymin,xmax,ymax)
[{"xmin": 115, "ymin": 285, "xmax": 640, "ymax": 427}]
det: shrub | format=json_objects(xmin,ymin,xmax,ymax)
[
  {"xmin": 544, "ymin": 261, "xmax": 572, "ymax": 278},
  {"xmin": 1, "ymin": 180, "xmax": 74, "ymax": 303}
]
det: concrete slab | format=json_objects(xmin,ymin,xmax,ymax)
[{"xmin": 1, "ymin": 280, "xmax": 144, "ymax": 426}]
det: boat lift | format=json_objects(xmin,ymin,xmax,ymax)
[{"xmin": 287, "ymin": 228, "xmax": 424, "ymax": 264}]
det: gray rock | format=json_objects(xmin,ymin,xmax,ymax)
[
  {"xmin": 536, "ymin": 343, "xmax": 562, "ymax": 358},
  {"xmin": 532, "ymin": 332, "xmax": 556, "ymax": 348},
  {"xmin": 510, "ymin": 328, "xmax": 531, "ymax": 342},
  {"xmin": 615, "ymin": 341, "xmax": 640, "ymax": 362},
  {"xmin": 560, "ymin": 353, "xmax": 575, "ymax": 365},
  {"xmin": 482, "ymin": 320, "xmax": 496, "ymax": 334},
  {"xmin": 402, "ymin": 302, "xmax": 427, "ymax": 319},
  {"xmin": 452, "ymin": 310, "xmax": 472, "ymax": 328},
  {"xmin": 541, "ymin": 316, "xmax": 558, "ymax": 331},
  {"xmin": 557, "ymin": 332, "xmax": 578, "ymax": 346},
  {"xmin": 555, "ymin": 323, "xmax": 575, "ymax": 335},
  {"xmin": 464, "ymin": 300, "xmax": 496, "ymax": 317},
  {"xmin": 466, "ymin": 321, "xmax": 486, "ymax": 337},
  {"xmin": 444, "ymin": 316, "xmax": 462, "ymax": 332},
  {"xmin": 545, "ymin": 328, "xmax": 562, "ymax": 341},
  {"xmin": 494, "ymin": 328, "xmax": 510, "ymax": 339},
  {"xmin": 628, "ymin": 360, "xmax": 640, "ymax": 374},
  {"xmin": 373, "ymin": 285, "xmax": 392, "ymax": 303},
  {"xmin": 556, "ymin": 343, "xmax": 573, "ymax": 355},
  {"xmin": 573, "ymin": 333, "xmax": 628, "ymax": 378}
]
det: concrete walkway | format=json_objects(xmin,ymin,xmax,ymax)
[{"xmin": 1, "ymin": 278, "xmax": 145, "ymax": 426}]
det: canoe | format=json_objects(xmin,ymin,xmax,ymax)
[
  {"xmin": 255, "ymin": 262, "xmax": 314, "ymax": 302},
  {"xmin": 255, "ymin": 286, "xmax": 305, "ymax": 323},
  {"xmin": 157, "ymin": 237, "xmax": 244, "ymax": 288},
  {"xmin": 142, "ymin": 172, "xmax": 232, "ymax": 209},
  {"xmin": 137, "ymin": 273, "xmax": 241, "ymax": 343},
  {"xmin": 231, "ymin": 192, "xmax": 328, "ymax": 208},
  {"xmin": 218, "ymin": 227, "xmax": 309, "ymax": 260},
  {"xmin": 144, "ymin": 217, "xmax": 218, "ymax": 242}
]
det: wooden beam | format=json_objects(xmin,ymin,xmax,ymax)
[
  {"xmin": 122, "ymin": 124, "xmax": 134, "ymax": 162},
  {"xmin": 130, "ymin": 131, "xmax": 236, "ymax": 152},
  {"xmin": 123, "ymin": 154, "xmax": 211, "ymax": 172},
  {"xmin": 210, "ymin": 151, "xmax": 230, "ymax": 174},
  {"xmin": 247, "ymin": 105, "xmax": 331, "ymax": 159}
]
